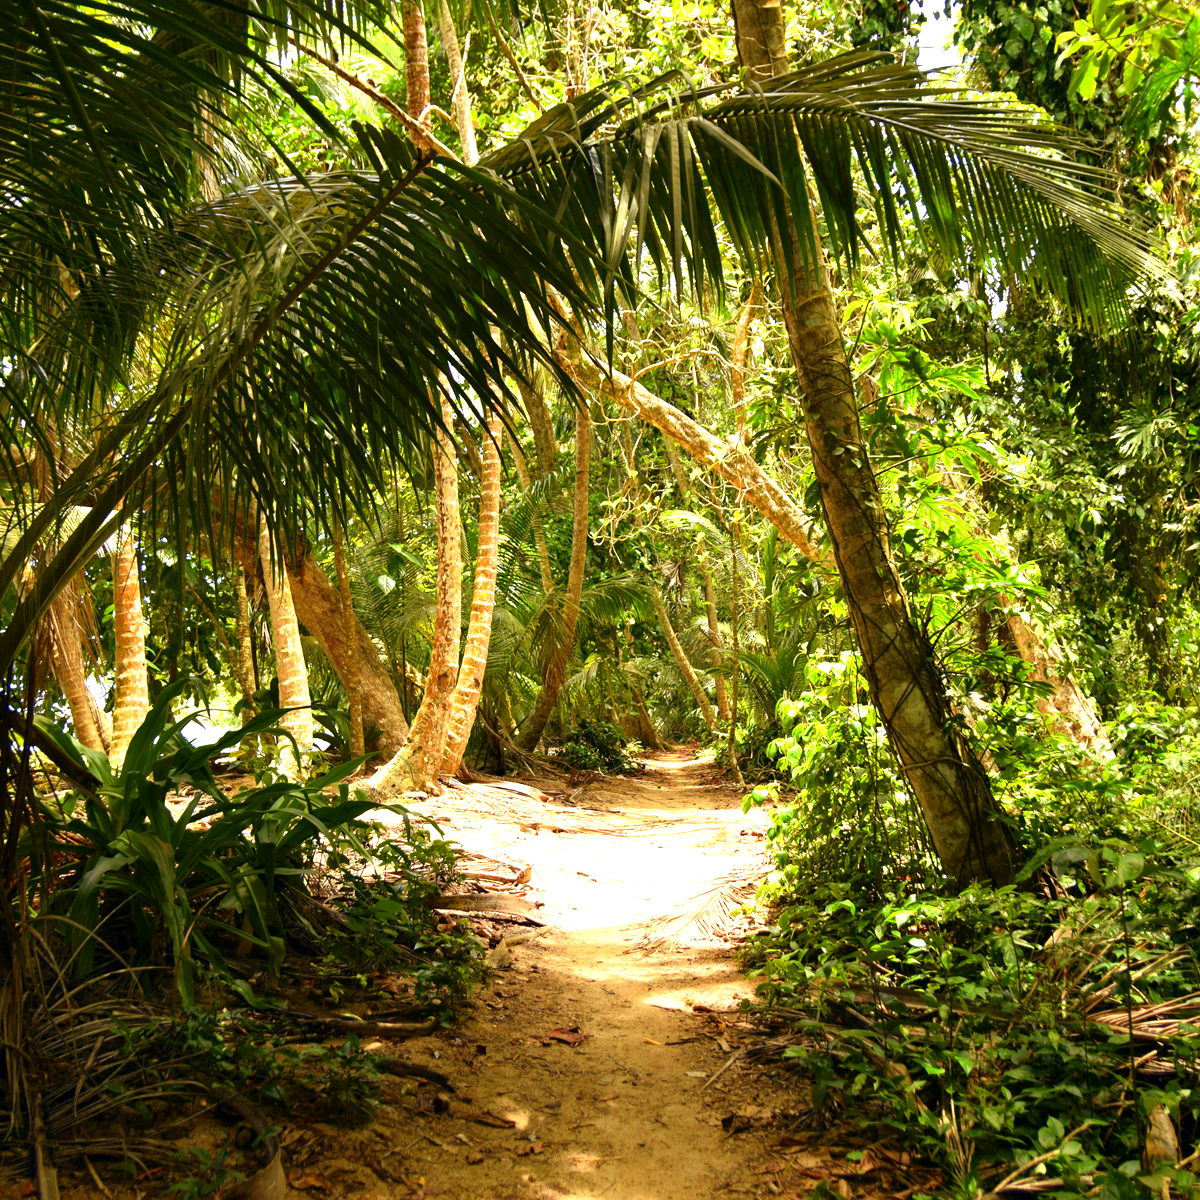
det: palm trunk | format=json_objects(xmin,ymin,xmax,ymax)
[
  {"xmin": 520, "ymin": 379, "xmax": 558, "ymax": 475},
  {"xmin": 510, "ymin": 437, "xmax": 556, "ymax": 595},
  {"xmin": 258, "ymin": 520, "xmax": 314, "ymax": 779},
  {"xmin": 663, "ymin": 434, "xmax": 730, "ymax": 721},
  {"xmin": 441, "ymin": 411, "xmax": 503, "ymax": 775},
  {"xmin": 438, "ymin": 1, "xmax": 479, "ymax": 165},
  {"xmin": 233, "ymin": 566, "xmax": 257, "ymax": 724},
  {"xmin": 233, "ymin": 529, "xmax": 410, "ymax": 755},
  {"xmin": 733, "ymin": 9, "xmax": 1015, "ymax": 886},
  {"xmin": 557, "ymin": 348, "xmax": 826, "ymax": 562},
  {"xmin": 403, "ymin": 0, "xmax": 433, "ymax": 150},
  {"xmin": 516, "ymin": 402, "xmax": 590, "ymax": 750},
  {"xmin": 371, "ymin": 400, "xmax": 462, "ymax": 793},
  {"xmin": 701, "ymin": 565, "xmax": 730, "ymax": 720},
  {"xmin": 650, "ymin": 587, "xmax": 718, "ymax": 732},
  {"xmin": 48, "ymin": 577, "xmax": 106, "ymax": 752},
  {"xmin": 332, "ymin": 524, "xmax": 365, "ymax": 759},
  {"xmin": 110, "ymin": 521, "xmax": 150, "ymax": 772}
]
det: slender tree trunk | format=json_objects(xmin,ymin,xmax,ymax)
[
  {"xmin": 438, "ymin": 1, "xmax": 479, "ymax": 165},
  {"xmin": 1003, "ymin": 607, "xmax": 1112, "ymax": 756},
  {"xmin": 727, "ymin": 519, "xmax": 743, "ymax": 784},
  {"xmin": 403, "ymin": 0, "xmax": 432, "ymax": 149},
  {"xmin": 732, "ymin": 8, "xmax": 1015, "ymax": 886},
  {"xmin": 732, "ymin": 280, "xmax": 760, "ymax": 441},
  {"xmin": 371, "ymin": 400, "xmax": 462, "ymax": 793},
  {"xmin": 521, "ymin": 379, "xmax": 558, "ymax": 476},
  {"xmin": 517, "ymin": 402, "xmax": 590, "ymax": 750},
  {"xmin": 258, "ymin": 519, "xmax": 314, "ymax": 779},
  {"xmin": 441, "ymin": 411, "xmax": 503, "ymax": 775},
  {"xmin": 110, "ymin": 522, "xmax": 150, "ymax": 772},
  {"xmin": 233, "ymin": 566, "xmax": 257, "ymax": 724},
  {"xmin": 511, "ymin": 437, "xmax": 556, "ymax": 595},
  {"xmin": 232, "ymin": 529, "xmax": 410, "ymax": 755},
  {"xmin": 650, "ymin": 587, "xmax": 718, "ymax": 732},
  {"xmin": 622, "ymin": 621, "xmax": 666, "ymax": 749},
  {"xmin": 48, "ymin": 578, "xmax": 106, "ymax": 752},
  {"xmin": 557, "ymin": 347, "xmax": 827, "ymax": 563},
  {"xmin": 332, "ymin": 524, "xmax": 365, "ymax": 759}
]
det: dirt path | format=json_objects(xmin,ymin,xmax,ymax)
[{"xmin": 330, "ymin": 751, "xmax": 805, "ymax": 1200}]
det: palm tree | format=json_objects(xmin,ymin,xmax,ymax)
[
  {"xmin": 109, "ymin": 522, "xmax": 151, "ymax": 771},
  {"xmin": 1, "ymin": 3, "xmax": 1163, "ymax": 883}
]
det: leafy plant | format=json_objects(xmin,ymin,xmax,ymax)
[
  {"xmin": 558, "ymin": 717, "xmax": 643, "ymax": 774},
  {"xmin": 30, "ymin": 679, "xmax": 388, "ymax": 1004}
]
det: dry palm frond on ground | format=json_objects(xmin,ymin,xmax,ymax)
[{"xmin": 640, "ymin": 865, "xmax": 768, "ymax": 951}]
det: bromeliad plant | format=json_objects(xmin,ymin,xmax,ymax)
[{"xmin": 29, "ymin": 680, "xmax": 388, "ymax": 1005}]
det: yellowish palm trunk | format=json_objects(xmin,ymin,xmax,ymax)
[
  {"xmin": 372, "ymin": 400, "xmax": 462, "ymax": 794},
  {"xmin": 109, "ymin": 522, "xmax": 150, "ymax": 771},
  {"xmin": 258, "ymin": 521, "xmax": 313, "ymax": 779},
  {"xmin": 48, "ymin": 576, "xmax": 106, "ymax": 752},
  {"xmin": 332, "ymin": 524, "xmax": 365, "ymax": 759},
  {"xmin": 650, "ymin": 587, "xmax": 718, "ymax": 732},
  {"xmin": 441, "ymin": 411, "xmax": 503, "ymax": 775}
]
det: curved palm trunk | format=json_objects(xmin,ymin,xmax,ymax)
[
  {"xmin": 558, "ymin": 349, "xmax": 826, "ymax": 563},
  {"xmin": 258, "ymin": 520, "xmax": 314, "ymax": 779},
  {"xmin": 733, "ymin": 11, "xmax": 1015, "ymax": 886},
  {"xmin": 332, "ymin": 523, "xmax": 365, "ymax": 759},
  {"xmin": 232, "ymin": 528, "xmax": 410, "ymax": 755},
  {"xmin": 110, "ymin": 521, "xmax": 150, "ymax": 772},
  {"xmin": 48, "ymin": 577, "xmax": 106, "ymax": 752},
  {"xmin": 517, "ymin": 402, "xmax": 590, "ymax": 751},
  {"xmin": 371, "ymin": 401, "xmax": 461, "ymax": 794},
  {"xmin": 441, "ymin": 411, "xmax": 503, "ymax": 775},
  {"xmin": 650, "ymin": 587, "xmax": 718, "ymax": 732}
]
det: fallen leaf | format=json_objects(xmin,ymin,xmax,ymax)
[
  {"xmin": 686, "ymin": 1071, "xmax": 708, "ymax": 1078},
  {"xmin": 541, "ymin": 1027, "xmax": 589, "ymax": 1046},
  {"xmin": 643, "ymin": 1038, "xmax": 664, "ymax": 1045},
  {"xmin": 514, "ymin": 867, "xmax": 533, "ymax": 884},
  {"xmin": 514, "ymin": 1141, "xmax": 545, "ymax": 1157},
  {"xmin": 288, "ymin": 1173, "xmax": 329, "ymax": 1191},
  {"xmin": 596, "ymin": 1094, "xmax": 618, "ymax": 1102},
  {"xmin": 465, "ymin": 1153, "xmax": 484, "ymax": 1165},
  {"xmin": 569, "ymin": 1122, "xmax": 595, "ymax": 1130}
]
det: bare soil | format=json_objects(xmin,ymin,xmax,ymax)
[{"xmin": 48, "ymin": 751, "xmax": 889, "ymax": 1200}]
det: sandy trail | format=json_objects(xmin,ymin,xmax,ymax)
[{"xmin": 329, "ymin": 751, "xmax": 803, "ymax": 1200}]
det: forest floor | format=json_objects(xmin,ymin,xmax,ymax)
[
  {"xmin": 46, "ymin": 752, "xmax": 896, "ymax": 1200},
  {"xmin": 322, "ymin": 749, "xmax": 850, "ymax": 1200}
]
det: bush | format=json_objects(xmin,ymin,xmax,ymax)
[{"xmin": 558, "ymin": 717, "xmax": 642, "ymax": 774}]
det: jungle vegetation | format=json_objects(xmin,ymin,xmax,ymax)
[{"xmin": 2, "ymin": 0, "xmax": 1200, "ymax": 1192}]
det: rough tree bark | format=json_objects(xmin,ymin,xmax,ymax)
[
  {"xmin": 371, "ymin": 401, "xmax": 461, "ymax": 794},
  {"xmin": 517, "ymin": 401, "xmax": 590, "ymax": 751},
  {"xmin": 403, "ymin": 0, "xmax": 433, "ymax": 150},
  {"xmin": 441, "ymin": 410, "xmax": 503, "ymax": 775},
  {"xmin": 110, "ymin": 522, "xmax": 150, "ymax": 772},
  {"xmin": 558, "ymin": 348, "xmax": 826, "ymax": 563},
  {"xmin": 258, "ymin": 519, "xmax": 314, "ymax": 779},
  {"xmin": 650, "ymin": 587, "xmax": 719, "ymax": 732},
  {"xmin": 232, "ymin": 533, "xmax": 410, "ymax": 755},
  {"xmin": 48, "ymin": 577, "xmax": 107, "ymax": 752},
  {"xmin": 332, "ymin": 524, "xmax": 365, "ymax": 759},
  {"xmin": 731, "ymin": 9, "xmax": 1016, "ymax": 886}
]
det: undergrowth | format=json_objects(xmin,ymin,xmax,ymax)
[{"xmin": 742, "ymin": 658, "xmax": 1200, "ymax": 1198}]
